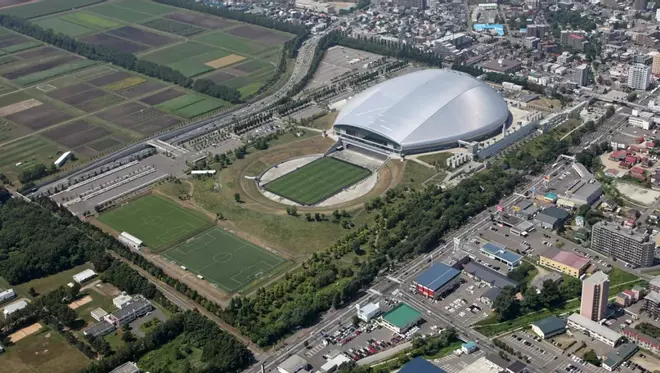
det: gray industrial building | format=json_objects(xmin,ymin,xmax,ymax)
[
  {"xmin": 333, "ymin": 69, "xmax": 511, "ymax": 155},
  {"xmin": 591, "ymin": 221, "xmax": 655, "ymax": 268},
  {"xmin": 535, "ymin": 207, "xmax": 570, "ymax": 230}
]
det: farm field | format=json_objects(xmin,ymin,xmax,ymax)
[
  {"xmin": 264, "ymin": 157, "xmax": 372, "ymax": 205},
  {"xmin": 0, "ymin": 327, "xmax": 90, "ymax": 373},
  {"xmin": 0, "ymin": 0, "xmax": 103, "ymax": 19},
  {"xmin": 25, "ymin": 0, "xmax": 291, "ymax": 95},
  {"xmin": 0, "ymin": 28, "xmax": 232, "ymax": 184},
  {"xmin": 98, "ymin": 194, "xmax": 213, "ymax": 250},
  {"xmin": 163, "ymin": 227, "xmax": 287, "ymax": 293}
]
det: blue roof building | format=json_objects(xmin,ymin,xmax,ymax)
[
  {"xmin": 480, "ymin": 243, "xmax": 522, "ymax": 268},
  {"xmin": 415, "ymin": 263, "xmax": 461, "ymax": 298},
  {"xmin": 462, "ymin": 341, "xmax": 479, "ymax": 353},
  {"xmin": 399, "ymin": 357, "xmax": 447, "ymax": 373}
]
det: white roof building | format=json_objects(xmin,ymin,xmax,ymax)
[
  {"xmin": 113, "ymin": 293, "xmax": 133, "ymax": 309},
  {"xmin": 356, "ymin": 302, "xmax": 381, "ymax": 322},
  {"xmin": 320, "ymin": 353, "xmax": 351, "ymax": 373},
  {"xmin": 278, "ymin": 354, "xmax": 308, "ymax": 373},
  {"xmin": 54, "ymin": 151, "xmax": 71, "ymax": 168},
  {"xmin": 0, "ymin": 289, "xmax": 16, "ymax": 303},
  {"xmin": 91, "ymin": 307, "xmax": 108, "ymax": 322},
  {"xmin": 191, "ymin": 170, "xmax": 217, "ymax": 175},
  {"xmin": 72, "ymin": 269, "xmax": 97, "ymax": 284},
  {"xmin": 119, "ymin": 232, "xmax": 143, "ymax": 250},
  {"xmin": 109, "ymin": 361, "xmax": 139, "ymax": 373},
  {"xmin": 3, "ymin": 300, "xmax": 28, "ymax": 317},
  {"xmin": 567, "ymin": 313, "xmax": 622, "ymax": 347}
]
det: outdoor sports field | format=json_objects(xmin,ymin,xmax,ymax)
[
  {"xmin": 98, "ymin": 194, "xmax": 212, "ymax": 249},
  {"xmin": 163, "ymin": 227, "xmax": 286, "ymax": 292},
  {"xmin": 264, "ymin": 157, "xmax": 371, "ymax": 205}
]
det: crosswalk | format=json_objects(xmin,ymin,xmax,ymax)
[{"xmin": 304, "ymin": 343, "xmax": 325, "ymax": 358}]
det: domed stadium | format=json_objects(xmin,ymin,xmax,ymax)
[{"xmin": 333, "ymin": 69, "xmax": 511, "ymax": 155}]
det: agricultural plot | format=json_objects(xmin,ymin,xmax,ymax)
[
  {"xmin": 80, "ymin": 33, "xmax": 148, "ymax": 53},
  {"xmin": 225, "ymin": 24, "xmax": 293, "ymax": 45},
  {"xmin": 264, "ymin": 157, "xmax": 372, "ymax": 205},
  {"xmin": 194, "ymin": 31, "xmax": 275, "ymax": 55},
  {"xmin": 165, "ymin": 11, "xmax": 236, "ymax": 30},
  {"xmin": 0, "ymin": 0, "xmax": 103, "ymax": 19},
  {"xmin": 106, "ymin": 26, "xmax": 174, "ymax": 47},
  {"xmin": 98, "ymin": 194, "xmax": 213, "ymax": 250},
  {"xmin": 35, "ymin": 12, "xmax": 120, "ymax": 37},
  {"xmin": 155, "ymin": 93, "xmax": 227, "ymax": 118},
  {"xmin": 0, "ymin": 135, "xmax": 64, "ymax": 178},
  {"xmin": 96, "ymin": 102, "xmax": 180, "ymax": 135},
  {"xmin": 142, "ymin": 18, "xmax": 204, "ymax": 36},
  {"xmin": 163, "ymin": 227, "xmax": 286, "ymax": 292}
]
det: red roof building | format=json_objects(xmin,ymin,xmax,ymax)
[
  {"xmin": 610, "ymin": 150, "xmax": 627, "ymax": 161},
  {"xmin": 619, "ymin": 161, "xmax": 632, "ymax": 169},
  {"xmin": 629, "ymin": 172, "xmax": 646, "ymax": 181},
  {"xmin": 631, "ymin": 167, "xmax": 645, "ymax": 175},
  {"xmin": 625, "ymin": 156, "xmax": 638, "ymax": 164}
]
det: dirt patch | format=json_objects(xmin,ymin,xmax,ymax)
[
  {"xmin": 8, "ymin": 322, "xmax": 42, "ymax": 343},
  {"xmin": 15, "ymin": 46, "xmax": 59, "ymax": 59},
  {"xmin": 97, "ymin": 102, "xmax": 179, "ymax": 135},
  {"xmin": 107, "ymin": 26, "xmax": 174, "ymax": 47},
  {"xmin": 165, "ymin": 11, "xmax": 235, "ymax": 29},
  {"xmin": 140, "ymin": 88, "xmax": 185, "ymax": 106},
  {"xmin": 204, "ymin": 54, "xmax": 245, "ymax": 69},
  {"xmin": 0, "ymin": 98, "xmax": 42, "ymax": 116},
  {"xmin": 67, "ymin": 295, "xmax": 92, "ymax": 310},
  {"xmin": 2, "ymin": 55, "xmax": 79, "ymax": 80},
  {"xmin": 46, "ymin": 82, "xmax": 95, "ymax": 100},
  {"xmin": 0, "ymin": 34, "xmax": 28, "ymax": 48},
  {"xmin": 7, "ymin": 103, "xmax": 73, "ymax": 130},
  {"xmin": 87, "ymin": 71, "xmax": 132, "ymax": 86},
  {"xmin": 61, "ymin": 88, "xmax": 107, "ymax": 106},
  {"xmin": 117, "ymin": 80, "xmax": 165, "ymax": 99},
  {"xmin": 225, "ymin": 24, "xmax": 291, "ymax": 45},
  {"xmin": 43, "ymin": 120, "xmax": 110, "ymax": 148},
  {"xmin": 205, "ymin": 70, "xmax": 239, "ymax": 84},
  {"xmin": 81, "ymin": 33, "xmax": 148, "ymax": 54}
]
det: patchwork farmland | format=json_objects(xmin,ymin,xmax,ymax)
[
  {"xmin": 20, "ymin": 0, "xmax": 293, "ymax": 95},
  {"xmin": 0, "ymin": 27, "xmax": 229, "ymax": 184}
]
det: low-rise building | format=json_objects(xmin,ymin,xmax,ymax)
[
  {"xmin": 622, "ymin": 327, "xmax": 660, "ymax": 355},
  {"xmin": 72, "ymin": 269, "xmax": 97, "ymax": 284},
  {"xmin": 113, "ymin": 293, "xmax": 133, "ymax": 309},
  {"xmin": 643, "ymin": 290, "xmax": 660, "ymax": 319},
  {"xmin": 531, "ymin": 316, "xmax": 566, "ymax": 339},
  {"xmin": 320, "ymin": 353, "xmax": 351, "ymax": 373},
  {"xmin": 462, "ymin": 341, "xmax": 479, "ymax": 354},
  {"xmin": 399, "ymin": 357, "xmax": 447, "ymax": 373},
  {"xmin": 118, "ymin": 232, "xmax": 143, "ymax": 251},
  {"xmin": 539, "ymin": 248, "xmax": 590, "ymax": 277},
  {"xmin": 107, "ymin": 295, "xmax": 152, "ymax": 326},
  {"xmin": 463, "ymin": 262, "xmax": 518, "ymax": 289},
  {"xmin": 567, "ymin": 313, "xmax": 623, "ymax": 347},
  {"xmin": 414, "ymin": 263, "xmax": 461, "ymax": 299},
  {"xmin": 3, "ymin": 299, "xmax": 28, "ymax": 317},
  {"xmin": 83, "ymin": 320, "xmax": 115, "ymax": 338},
  {"xmin": 90, "ymin": 307, "xmax": 108, "ymax": 322},
  {"xmin": 356, "ymin": 302, "xmax": 381, "ymax": 322},
  {"xmin": 535, "ymin": 207, "xmax": 570, "ymax": 230},
  {"xmin": 0, "ymin": 289, "xmax": 16, "ymax": 304},
  {"xmin": 602, "ymin": 343, "xmax": 638, "ymax": 371},
  {"xmin": 379, "ymin": 303, "xmax": 422, "ymax": 334},
  {"xmin": 278, "ymin": 354, "xmax": 308, "ymax": 373},
  {"xmin": 506, "ymin": 361, "xmax": 529, "ymax": 373},
  {"xmin": 480, "ymin": 287, "xmax": 501, "ymax": 306},
  {"xmin": 109, "ymin": 361, "xmax": 140, "ymax": 373},
  {"xmin": 480, "ymin": 243, "xmax": 522, "ymax": 268}
]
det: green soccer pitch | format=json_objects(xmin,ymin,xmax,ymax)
[
  {"xmin": 162, "ymin": 227, "xmax": 286, "ymax": 292},
  {"xmin": 263, "ymin": 157, "xmax": 371, "ymax": 205},
  {"xmin": 99, "ymin": 194, "xmax": 212, "ymax": 250}
]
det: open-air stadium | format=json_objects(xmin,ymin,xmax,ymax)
[
  {"xmin": 263, "ymin": 156, "xmax": 372, "ymax": 206},
  {"xmin": 98, "ymin": 194, "xmax": 212, "ymax": 250},
  {"xmin": 162, "ymin": 227, "xmax": 287, "ymax": 293}
]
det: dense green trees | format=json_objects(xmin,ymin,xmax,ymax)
[
  {"xmin": 0, "ymin": 15, "xmax": 241, "ymax": 103},
  {"xmin": 0, "ymin": 199, "xmax": 109, "ymax": 284},
  {"xmin": 493, "ymin": 277, "xmax": 582, "ymax": 321}
]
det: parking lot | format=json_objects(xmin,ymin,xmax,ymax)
[
  {"xmin": 307, "ymin": 46, "xmax": 385, "ymax": 89},
  {"xmin": 431, "ymin": 350, "xmax": 487, "ymax": 373},
  {"xmin": 503, "ymin": 331, "xmax": 564, "ymax": 366}
]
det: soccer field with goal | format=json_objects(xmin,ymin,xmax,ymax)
[
  {"xmin": 99, "ymin": 194, "xmax": 212, "ymax": 250},
  {"xmin": 264, "ymin": 157, "xmax": 371, "ymax": 205}
]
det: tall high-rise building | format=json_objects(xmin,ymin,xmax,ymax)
[
  {"xmin": 560, "ymin": 30, "xmax": 589, "ymax": 51},
  {"xmin": 652, "ymin": 54, "xmax": 660, "ymax": 75},
  {"xmin": 572, "ymin": 64, "xmax": 589, "ymax": 86},
  {"xmin": 580, "ymin": 271, "xmax": 610, "ymax": 322},
  {"xmin": 526, "ymin": 24, "xmax": 547, "ymax": 38},
  {"xmin": 628, "ymin": 63, "xmax": 652, "ymax": 90},
  {"xmin": 591, "ymin": 221, "xmax": 654, "ymax": 267}
]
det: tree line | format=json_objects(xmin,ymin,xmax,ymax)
[{"xmin": 0, "ymin": 15, "xmax": 242, "ymax": 103}]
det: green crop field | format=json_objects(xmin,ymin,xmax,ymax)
[
  {"xmin": 173, "ymin": 98, "xmax": 227, "ymax": 118},
  {"xmin": 264, "ymin": 157, "xmax": 371, "ymax": 205},
  {"xmin": 1, "ymin": 0, "xmax": 104, "ymax": 19},
  {"xmin": 62, "ymin": 12, "xmax": 121, "ymax": 30},
  {"xmin": 98, "ymin": 194, "xmax": 212, "ymax": 249},
  {"xmin": 194, "ymin": 31, "xmax": 272, "ymax": 56},
  {"xmin": 110, "ymin": 0, "xmax": 173, "ymax": 16},
  {"xmin": 0, "ymin": 136, "xmax": 63, "ymax": 176},
  {"xmin": 15, "ymin": 59, "xmax": 97, "ymax": 85},
  {"xmin": 35, "ymin": 17, "xmax": 94, "ymax": 36},
  {"xmin": 87, "ymin": 3, "xmax": 155, "ymax": 23},
  {"xmin": 157, "ymin": 93, "xmax": 205, "ymax": 112},
  {"xmin": 3, "ymin": 41, "xmax": 41, "ymax": 53},
  {"xmin": 163, "ymin": 227, "xmax": 286, "ymax": 292},
  {"xmin": 168, "ymin": 49, "xmax": 230, "ymax": 78},
  {"xmin": 140, "ymin": 42, "xmax": 210, "ymax": 66}
]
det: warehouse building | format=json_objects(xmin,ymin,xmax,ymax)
[
  {"xmin": 567, "ymin": 314, "xmax": 622, "ymax": 347},
  {"xmin": 380, "ymin": 303, "xmax": 422, "ymax": 334},
  {"xmin": 530, "ymin": 316, "xmax": 566, "ymax": 339},
  {"xmin": 399, "ymin": 357, "xmax": 447, "ymax": 373},
  {"xmin": 539, "ymin": 247, "xmax": 590, "ymax": 277},
  {"xmin": 72, "ymin": 269, "xmax": 97, "ymax": 284},
  {"xmin": 535, "ymin": 207, "xmax": 570, "ymax": 230},
  {"xmin": 463, "ymin": 262, "xmax": 518, "ymax": 289},
  {"xmin": 480, "ymin": 243, "xmax": 522, "ymax": 269},
  {"xmin": 414, "ymin": 263, "xmax": 461, "ymax": 298}
]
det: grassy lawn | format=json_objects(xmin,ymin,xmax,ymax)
[
  {"xmin": 304, "ymin": 111, "xmax": 338, "ymax": 130},
  {"xmin": 104, "ymin": 329, "xmax": 125, "ymax": 352},
  {"xmin": 417, "ymin": 152, "xmax": 453, "ymax": 169},
  {"xmin": 264, "ymin": 157, "xmax": 371, "ymax": 205},
  {"xmin": 0, "ymin": 327, "xmax": 90, "ymax": 373},
  {"xmin": 98, "ymin": 194, "xmax": 212, "ymax": 250},
  {"xmin": 74, "ymin": 290, "xmax": 115, "ymax": 324},
  {"xmin": 608, "ymin": 267, "xmax": 640, "ymax": 285},
  {"xmin": 399, "ymin": 161, "xmax": 436, "ymax": 189},
  {"xmin": 16, "ymin": 263, "xmax": 94, "ymax": 298}
]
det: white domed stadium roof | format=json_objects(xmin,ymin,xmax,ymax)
[{"xmin": 333, "ymin": 69, "xmax": 510, "ymax": 153}]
